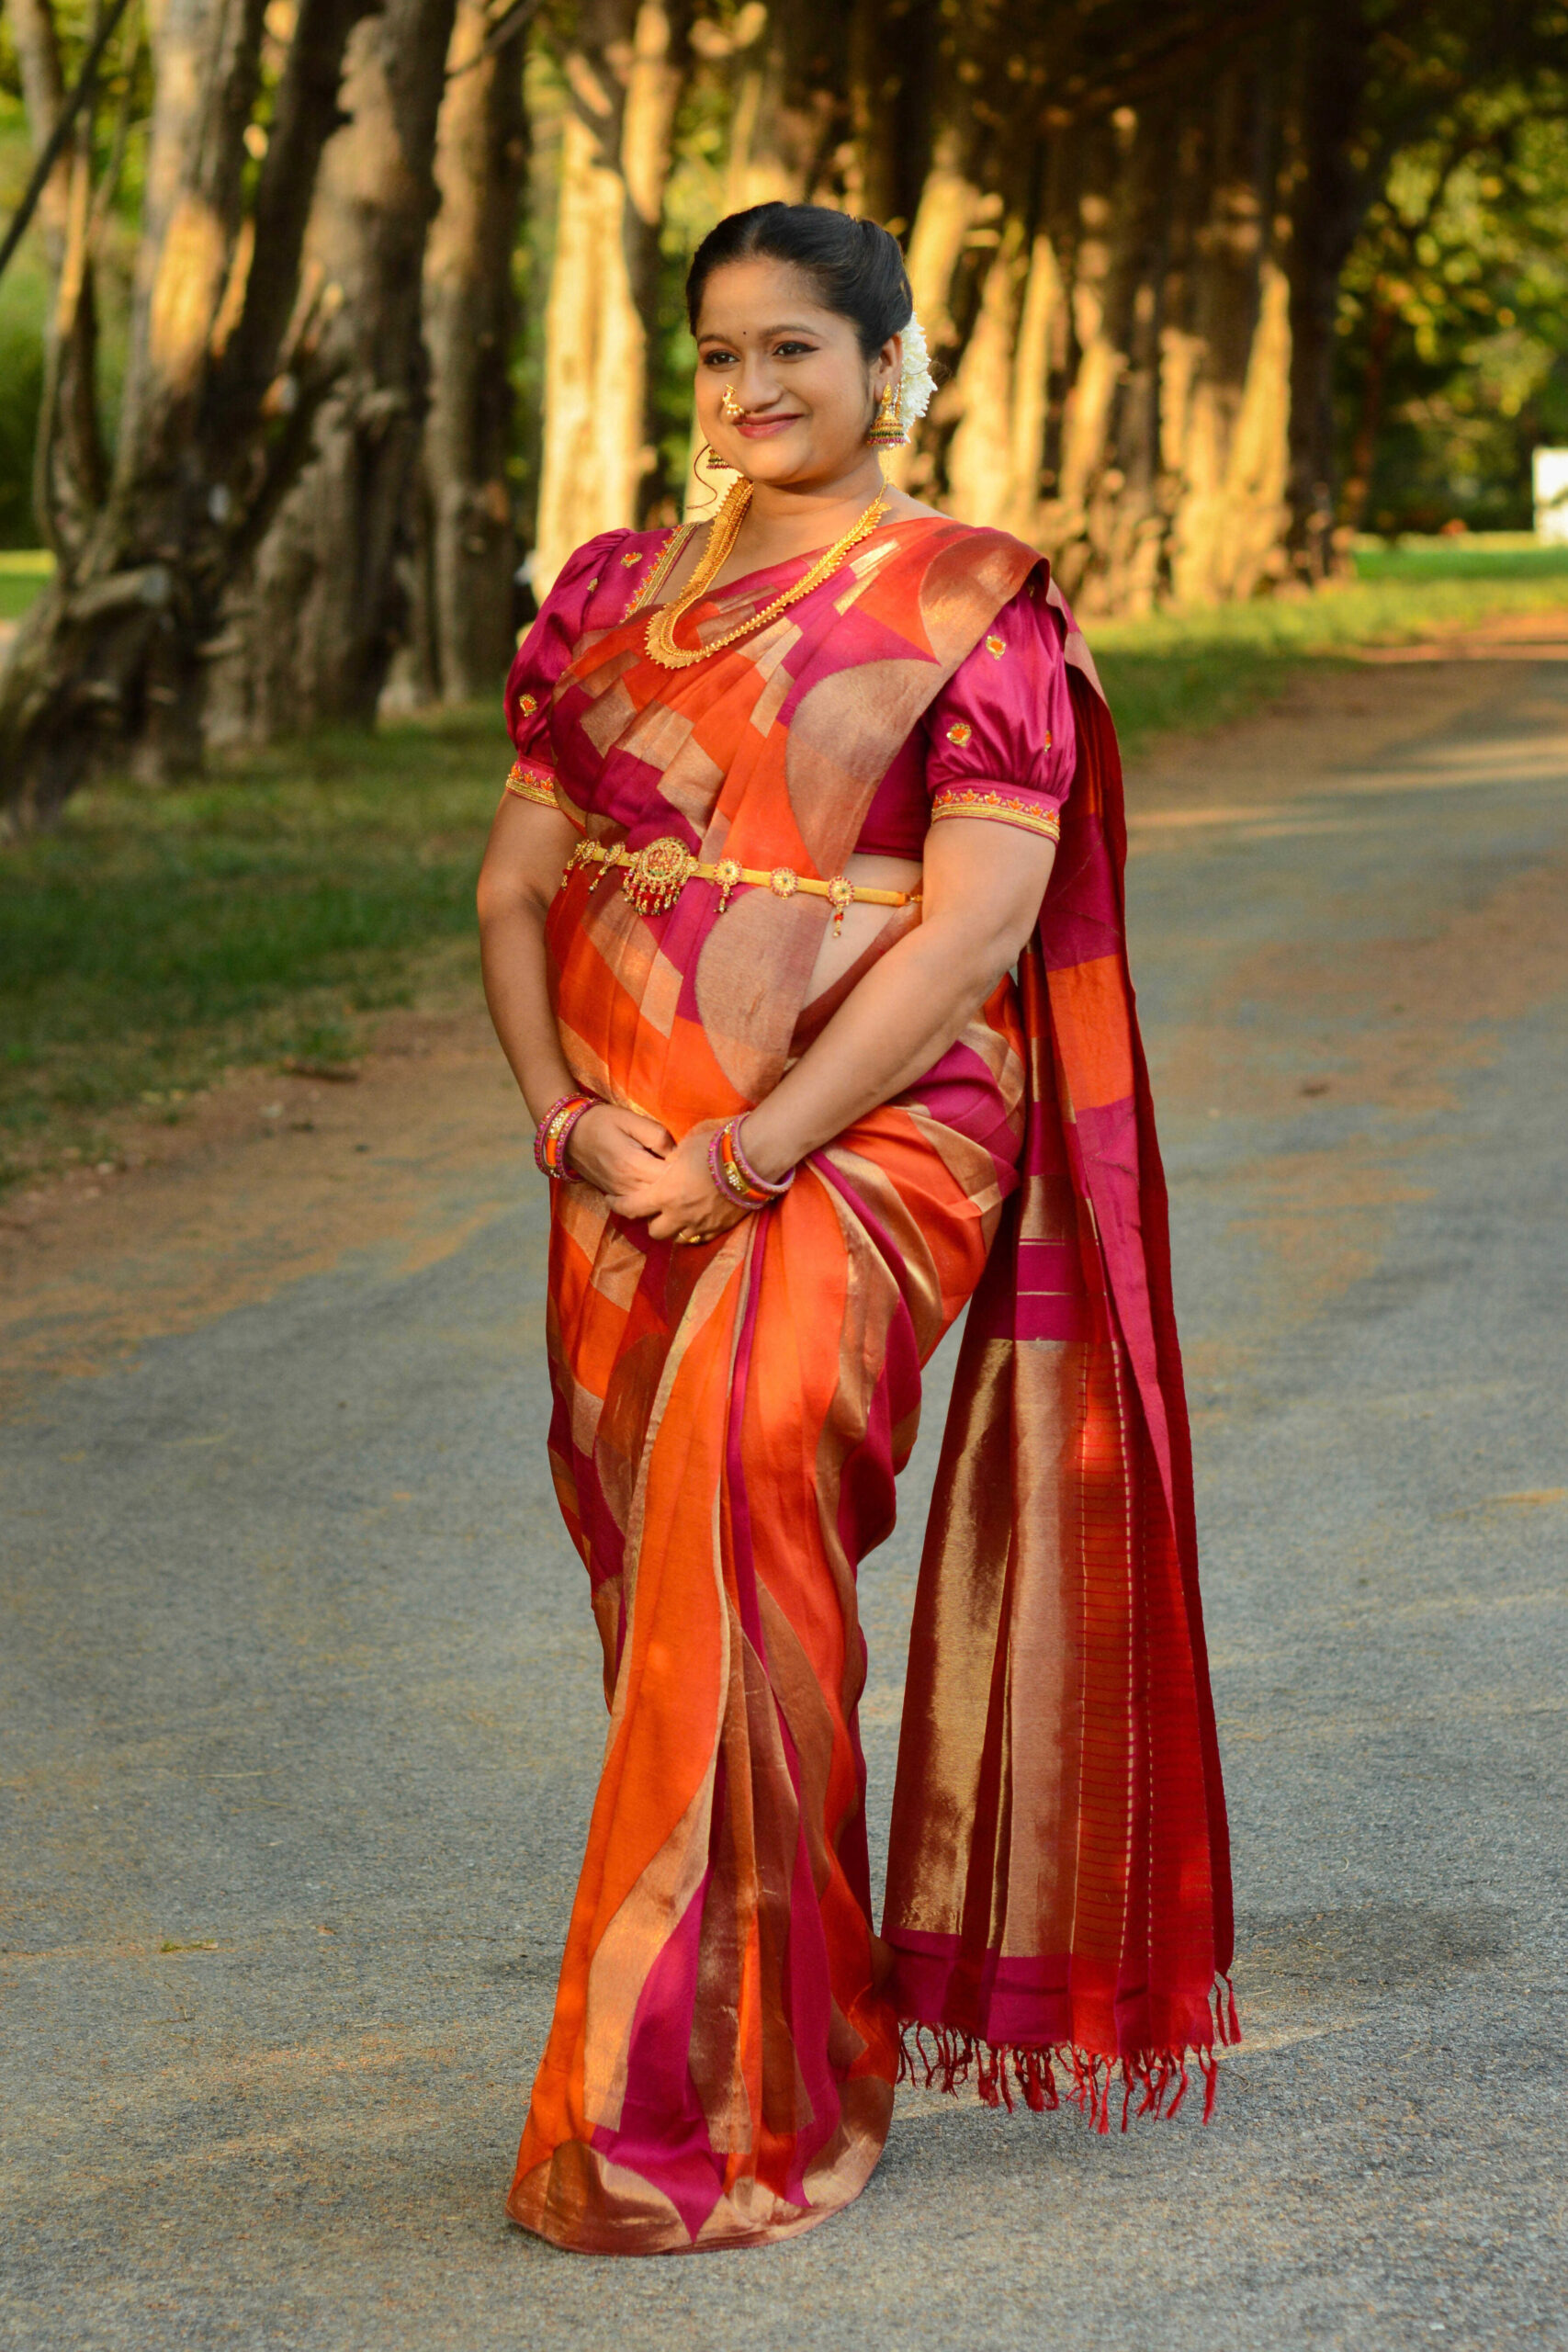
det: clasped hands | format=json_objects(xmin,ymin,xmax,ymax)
[{"xmin": 566, "ymin": 1103, "xmax": 748, "ymax": 1242}]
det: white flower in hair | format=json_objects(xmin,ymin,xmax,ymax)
[{"xmin": 897, "ymin": 313, "xmax": 936, "ymax": 436}]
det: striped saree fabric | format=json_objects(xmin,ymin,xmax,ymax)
[{"xmin": 503, "ymin": 518, "xmax": 1235, "ymax": 2253}]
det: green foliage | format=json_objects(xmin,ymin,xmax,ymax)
[
  {"xmin": 0, "ymin": 318, "xmax": 44, "ymax": 548},
  {"xmin": 0, "ymin": 19, "xmax": 150, "ymax": 550},
  {"xmin": 1338, "ymin": 81, "xmax": 1568, "ymax": 533},
  {"xmin": 0, "ymin": 104, "xmax": 46, "ymax": 548},
  {"xmin": 0, "ymin": 707, "xmax": 511, "ymax": 1187},
  {"xmin": 0, "ymin": 548, "xmax": 53, "ymax": 618}
]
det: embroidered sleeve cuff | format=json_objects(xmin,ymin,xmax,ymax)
[
  {"xmin": 930, "ymin": 785, "xmax": 1061, "ymax": 842},
  {"xmin": 504, "ymin": 759, "xmax": 559, "ymax": 809}
]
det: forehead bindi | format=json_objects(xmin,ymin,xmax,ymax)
[{"xmin": 694, "ymin": 261, "xmax": 848, "ymax": 345}]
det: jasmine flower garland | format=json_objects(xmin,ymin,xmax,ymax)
[{"xmin": 897, "ymin": 313, "xmax": 936, "ymax": 437}]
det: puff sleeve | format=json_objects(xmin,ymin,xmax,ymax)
[
  {"xmin": 922, "ymin": 580, "xmax": 1077, "ymax": 843},
  {"xmin": 501, "ymin": 529, "xmax": 628, "ymax": 817}
]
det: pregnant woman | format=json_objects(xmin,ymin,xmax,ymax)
[{"xmin": 477, "ymin": 201, "xmax": 1235, "ymax": 2256}]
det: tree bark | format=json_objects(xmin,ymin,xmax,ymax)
[
  {"xmin": 1341, "ymin": 294, "xmax": 1395, "ymax": 533},
  {"xmin": 1282, "ymin": 2, "xmax": 1373, "ymax": 581},
  {"xmin": 1156, "ymin": 59, "xmax": 1291, "ymax": 605},
  {"xmin": 0, "ymin": 0, "xmax": 378, "ymax": 825},
  {"xmin": 11, "ymin": 0, "xmax": 112, "ymax": 566},
  {"xmin": 944, "ymin": 215, "xmax": 1029, "ymax": 529},
  {"xmin": 716, "ymin": 0, "xmax": 840, "ymax": 211},
  {"xmin": 533, "ymin": 0, "xmax": 685, "ymax": 590},
  {"xmin": 209, "ymin": 0, "xmax": 461, "ymax": 741},
  {"xmin": 418, "ymin": 0, "xmax": 529, "ymax": 702}
]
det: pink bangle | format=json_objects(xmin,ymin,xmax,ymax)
[
  {"xmin": 534, "ymin": 1091, "xmax": 599, "ymax": 1181},
  {"xmin": 728, "ymin": 1116, "xmax": 794, "ymax": 1197},
  {"xmin": 707, "ymin": 1117, "xmax": 795, "ymax": 1211}
]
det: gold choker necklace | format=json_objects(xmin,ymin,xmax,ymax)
[{"xmin": 638, "ymin": 480, "xmax": 890, "ymax": 671}]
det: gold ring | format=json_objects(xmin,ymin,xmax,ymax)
[{"xmin": 676, "ymin": 1228, "xmax": 703, "ymax": 1245}]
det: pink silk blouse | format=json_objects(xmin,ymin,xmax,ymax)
[{"xmin": 505, "ymin": 524, "xmax": 1077, "ymax": 854}]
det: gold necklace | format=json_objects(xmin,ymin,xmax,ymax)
[{"xmin": 642, "ymin": 480, "xmax": 890, "ymax": 671}]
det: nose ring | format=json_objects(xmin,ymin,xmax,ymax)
[{"xmin": 720, "ymin": 381, "xmax": 744, "ymax": 423}]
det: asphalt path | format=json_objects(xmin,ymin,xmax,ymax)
[{"xmin": 4, "ymin": 661, "xmax": 1566, "ymax": 2348}]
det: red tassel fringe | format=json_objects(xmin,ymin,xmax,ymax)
[{"xmin": 896, "ymin": 1974, "xmax": 1239, "ymax": 2130}]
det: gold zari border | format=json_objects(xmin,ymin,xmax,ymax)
[
  {"xmin": 505, "ymin": 760, "xmax": 558, "ymax": 808},
  {"xmin": 930, "ymin": 787, "xmax": 1061, "ymax": 842}
]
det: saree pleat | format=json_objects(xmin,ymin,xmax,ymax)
[
  {"xmin": 513, "ymin": 1067, "xmax": 1013, "ymax": 2251},
  {"xmin": 506, "ymin": 520, "xmax": 1234, "ymax": 2251}
]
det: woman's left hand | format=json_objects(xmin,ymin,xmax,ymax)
[{"xmin": 610, "ymin": 1122, "xmax": 752, "ymax": 1244}]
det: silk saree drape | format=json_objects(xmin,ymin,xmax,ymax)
[{"xmin": 505, "ymin": 518, "xmax": 1235, "ymax": 2254}]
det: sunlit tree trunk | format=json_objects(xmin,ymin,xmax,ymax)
[
  {"xmin": 534, "ymin": 0, "xmax": 684, "ymax": 590},
  {"xmin": 945, "ymin": 217, "xmax": 1029, "ymax": 528},
  {"xmin": 1159, "ymin": 63, "xmax": 1292, "ymax": 606}
]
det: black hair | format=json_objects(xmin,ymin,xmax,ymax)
[{"xmin": 685, "ymin": 203, "xmax": 912, "ymax": 359}]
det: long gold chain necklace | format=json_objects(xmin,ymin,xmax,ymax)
[{"xmin": 639, "ymin": 479, "xmax": 889, "ymax": 671}]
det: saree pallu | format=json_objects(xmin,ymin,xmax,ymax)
[{"xmin": 505, "ymin": 519, "xmax": 1234, "ymax": 2254}]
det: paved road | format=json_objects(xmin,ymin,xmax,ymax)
[{"xmin": 4, "ymin": 663, "xmax": 1566, "ymax": 2349}]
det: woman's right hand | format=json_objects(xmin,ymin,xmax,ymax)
[{"xmin": 566, "ymin": 1103, "xmax": 673, "ymax": 1204}]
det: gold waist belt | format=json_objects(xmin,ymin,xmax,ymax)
[{"xmin": 564, "ymin": 834, "xmax": 922, "ymax": 934}]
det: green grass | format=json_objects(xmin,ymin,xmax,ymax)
[
  {"xmin": 1350, "ymin": 532, "xmax": 1568, "ymax": 582},
  {"xmin": 1093, "ymin": 553, "xmax": 1568, "ymax": 752},
  {"xmin": 0, "ymin": 548, "xmax": 51, "ymax": 621},
  {"xmin": 0, "ymin": 707, "xmax": 509, "ymax": 1189}
]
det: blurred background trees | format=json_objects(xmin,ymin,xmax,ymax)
[{"xmin": 2, "ymin": 0, "xmax": 1567, "ymax": 823}]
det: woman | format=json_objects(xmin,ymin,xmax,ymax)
[{"xmin": 477, "ymin": 203, "xmax": 1235, "ymax": 2257}]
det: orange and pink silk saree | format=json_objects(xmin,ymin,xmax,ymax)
[{"xmin": 501, "ymin": 514, "xmax": 1235, "ymax": 2255}]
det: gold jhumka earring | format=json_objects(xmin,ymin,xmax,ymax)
[{"xmin": 867, "ymin": 379, "xmax": 906, "ymax": 448}]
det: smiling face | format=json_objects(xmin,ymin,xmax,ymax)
[{"xmin": 694, "ymin": 256, "xmax": 898, "ymax": 491}]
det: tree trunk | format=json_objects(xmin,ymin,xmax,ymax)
[
  {"xmin": 10, "ymin": 0, "xmax": 107, "ymax": 566},
  {"xmin": 1340, "ymin": 290, "xmax": 1395, "ymax": 533},
  {"xmin": 1037, "ymin": 129, "xmax": 1125, "ymax": 602},
  {"xmin": 418, "ymin": 0, "xmax": 529, "ymax": 702},
  {"xmin": 944, "ymin": 216, "xmax": 1029, "ymax": 529},
  {"xmin": 1283, "ymin": 3, "xmax": 1373, "ymax": 582},
  {"xmin": 533, "ymin": 0, "xmax": 684, "ymax": 591},
  {"xmin": 0, "ymin": 0, "xmax": 378, "ymax": 826},
  {"xmin": 716, "ymin": 0, "xmax": 840, "ymax": 211},
  {"xmin": 1158, "ymin": 60, "xmax": 1289, "ymax": 606},
  {"xmin": 882, "ymin": 126, "xmax": 988, "ymax": 496},
  {"xmin": 1000, "ymin": 228, "xmax": 1066, "ymax": 543},
  {"xmin": 209, "ymin": 0, "xmax": 460, "ymax": 741}
]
